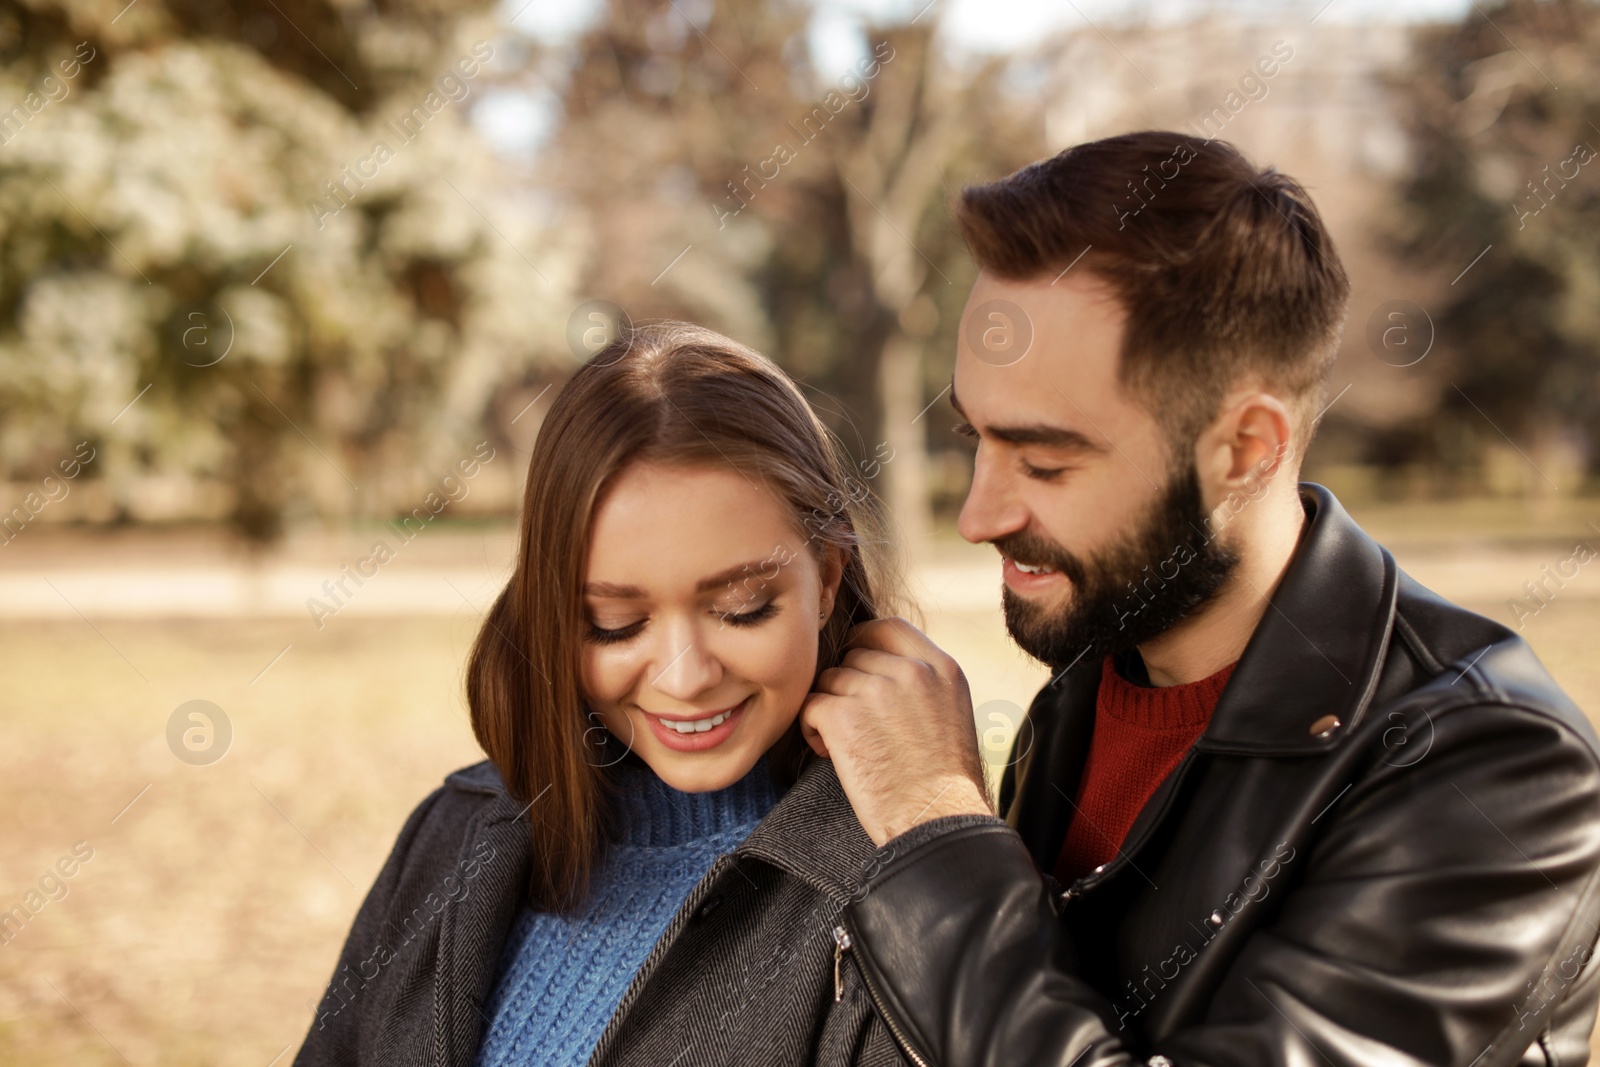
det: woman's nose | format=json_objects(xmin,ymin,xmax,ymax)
[{"xmin": 647, "ymin": 618, "xmax": 723, "ymax": 703}]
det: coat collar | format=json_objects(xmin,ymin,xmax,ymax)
[
  {"xmin": 430, "ymin": 753, "xmax": 872, "ymax": 1065},
  {"xmin": 444, "ymin": 752, "xmax": 876, "ymax": 900},
  {"xmin": 733, "ymin": 756, "xmax": 879, "ymax": 901}
]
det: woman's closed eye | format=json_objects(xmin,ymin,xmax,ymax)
[
  {"xmin": 715, "ymin": 600, "xmax": 780, "ymax": 628},
  {"xmin": 583, "ymin": 600, "xmax": 782, "ymax": 645},
  {"xmin": 585, "ymin": 617, "xmax": 645, "ymax": 645}
]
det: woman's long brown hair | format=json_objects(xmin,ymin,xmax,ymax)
[{"xmin": 465, "ymin": 322, "xmax": 904, "ymax": 913}]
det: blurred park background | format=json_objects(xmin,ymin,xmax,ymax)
[{"xmin": 2, "ymin": 0, "xmax": 1600, "ymax": 1061}]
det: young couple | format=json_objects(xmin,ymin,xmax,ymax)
[{"xmin": 297, "ymin": 131, "xmax": 1600, "ymax": 1067}]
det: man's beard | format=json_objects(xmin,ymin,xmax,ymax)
[{"xmin": 998, "ymin": 461, "xmax": 1240, "ymax": 671}]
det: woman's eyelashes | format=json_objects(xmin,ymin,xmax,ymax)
[
  {"xmin": 716, "ymin": 600, "xmax": 779, "ymax": 627},
  {"xmin": 585, "ymin": 618, "xmax": 645, "ymax": 645},
  {"xmin": 583, "ymin": 600, "xmax": 781, "ymax": 645}
]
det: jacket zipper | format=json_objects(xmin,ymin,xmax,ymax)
[
  {"xmin": 1068, "ymin": 747, "xmax": 1201, "ymax": 898},
  {"xmin": 835, "ymin": 923, "xmax": 930, "ymax": 1067}
]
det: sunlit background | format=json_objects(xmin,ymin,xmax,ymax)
[{"xmin": 2, "ymin": 0, "xmax": 1599, "ymax": 1061}]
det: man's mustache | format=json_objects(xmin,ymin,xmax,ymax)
[{"xmin": 991, "ymin": 532, "xmax": 1084, "ymax": 584}]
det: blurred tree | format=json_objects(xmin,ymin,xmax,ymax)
[
  {"xmin": 1385, "ymin": 0, "xmax": 1600, "ymax": 487},
  {"xmin": 544, "ymin": 0, "xmax": 1038, "ymax": 557},
  {"xmin": 0, "ymin": 0, "xmax": 576, "ymax": 542}
]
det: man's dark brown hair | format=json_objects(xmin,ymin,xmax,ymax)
[{"xmin": 956, "ymin": 130, "xmax": 1350, "ymax": 451}]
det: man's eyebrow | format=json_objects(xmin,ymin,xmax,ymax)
[
  {"xmin": 584, "ymin": 558, "xmax": 787, "ymax": 599},
  {"xmin": 948, "ymin": 383, "xmax": 1107, "ymax": 453}
]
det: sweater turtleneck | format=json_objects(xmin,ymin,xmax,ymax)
[{"xmin": 472, "ymin": 755, "xmax": 783, "ymax": 1067}]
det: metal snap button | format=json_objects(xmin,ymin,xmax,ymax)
[{"xmin": 1310, "ymin": 714, "xmax": 1342, "ymax": 739}]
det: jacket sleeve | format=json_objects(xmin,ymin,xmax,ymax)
[
  {"xmin": 292, "ymin": 784, "xmax": 450, "ymax": 1067},
  {"xmin": 842, "ymin": 703, "xmax": 1600, "ymax": 1067}
]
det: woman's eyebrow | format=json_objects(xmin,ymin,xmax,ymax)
[{"xmin": 583, "ymin": 558, "xmax": 786, "ymax": 600}]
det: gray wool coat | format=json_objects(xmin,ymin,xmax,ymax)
[{"xmin": 292, "ymin": 753, "xmax": 917, "ymax": 1067}]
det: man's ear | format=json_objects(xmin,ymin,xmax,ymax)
[{"xmin": 1193, "ymin": 388, "xmax": 1296, "ymax": 514}]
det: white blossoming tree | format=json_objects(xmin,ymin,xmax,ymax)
[{"xmin": 0, "ymin": 0, "xmax": 579, "ymax": 541}]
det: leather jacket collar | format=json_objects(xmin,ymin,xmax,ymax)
[{"xmin": 1196, "ymin": 482, "xmax": 1400, "ymax": 756}]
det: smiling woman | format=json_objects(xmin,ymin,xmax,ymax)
[
  {"xmin": 294, "ymin": 322, "xmax": 923, "ymax": 1067},
  {"xmin": 580, "ymin": 460, "xmax": 847, "ymax": 792}
]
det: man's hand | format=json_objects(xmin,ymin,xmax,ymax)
[{"xmin": 800, "ymin": 617, "xmax": 994, "ymax": 846}]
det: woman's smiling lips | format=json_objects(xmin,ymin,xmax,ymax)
[{"xmin": 642, "ymin": 695, "xmax": 751, "ymax": 752}]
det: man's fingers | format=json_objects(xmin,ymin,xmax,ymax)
[
  {"xmin": 846, "ymin": 616, "xmax": 946, "ymax": 664},
  {"xmin": 840, "ymin": 645, "xmax": 937, "ymax": 682},
  {"xmin": 798, "ymin": 693, "xmax": 833, "ymax": 757},
  {"xmin": 811, "ymin": 663, "xmax": 872, "ymax": 697}
]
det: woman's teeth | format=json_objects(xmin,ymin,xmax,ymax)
[{"xmin": 660, "ymin": 709, "xmax": 733, "ymax": 734}]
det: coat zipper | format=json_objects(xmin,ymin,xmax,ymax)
[
  {"xmin": 835, "ymin": 923, "xmax": 930, "ymax": 1067},
  {"xmin": 832, "ymin": 925, "xmax": 852, "ymax": 1002}
]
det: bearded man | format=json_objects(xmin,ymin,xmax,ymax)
[{"xmin": 801, "ymin": 130, "xmax": 1600, "ymax": 1065}]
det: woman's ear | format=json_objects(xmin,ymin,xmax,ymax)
[{"xmin": 819, "ymin": 543, "xmax": 847, "ymax": 626}]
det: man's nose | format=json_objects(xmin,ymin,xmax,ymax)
[{"xmin": 958, "ymin": 451, "xmax": 1028, "ymax": 546}]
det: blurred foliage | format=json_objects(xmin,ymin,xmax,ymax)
[
  {"xmin": 0, "ymin": 0, "xmax": 575, "ymax": 541},
  {"xmin": 1386, "ymin": 0, "xmax": 1600, "ymax": 480},
  {"xmin": 18, "ymin": 0, "xmax": 1595, "ymax": 542},
  {"xmin": 543, "ymin": 0, "xmax": 1041, "ymax": 542}
]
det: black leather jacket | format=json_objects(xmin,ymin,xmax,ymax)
[{"xmin": 838, "ymin": 484, "xmax": 1600, "ymax": 1067}]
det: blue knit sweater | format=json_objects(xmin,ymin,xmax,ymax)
[{"xmin": 471, "ymin": 756, "xmax": 783, "ymax": 1067}]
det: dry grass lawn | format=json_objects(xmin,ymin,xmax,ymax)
[{"xmin": 2, "ymin": 499, "xmax": 1599, "ymax": 1064}]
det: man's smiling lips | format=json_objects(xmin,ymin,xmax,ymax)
[{"xmin": 1000, "ymin": 553, "xmax": 1065, "ymax": 593}]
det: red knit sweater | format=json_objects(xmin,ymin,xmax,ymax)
[{"xmin": 1053, "ymin": 655, "xmax": 1237, "ymax": 885}]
